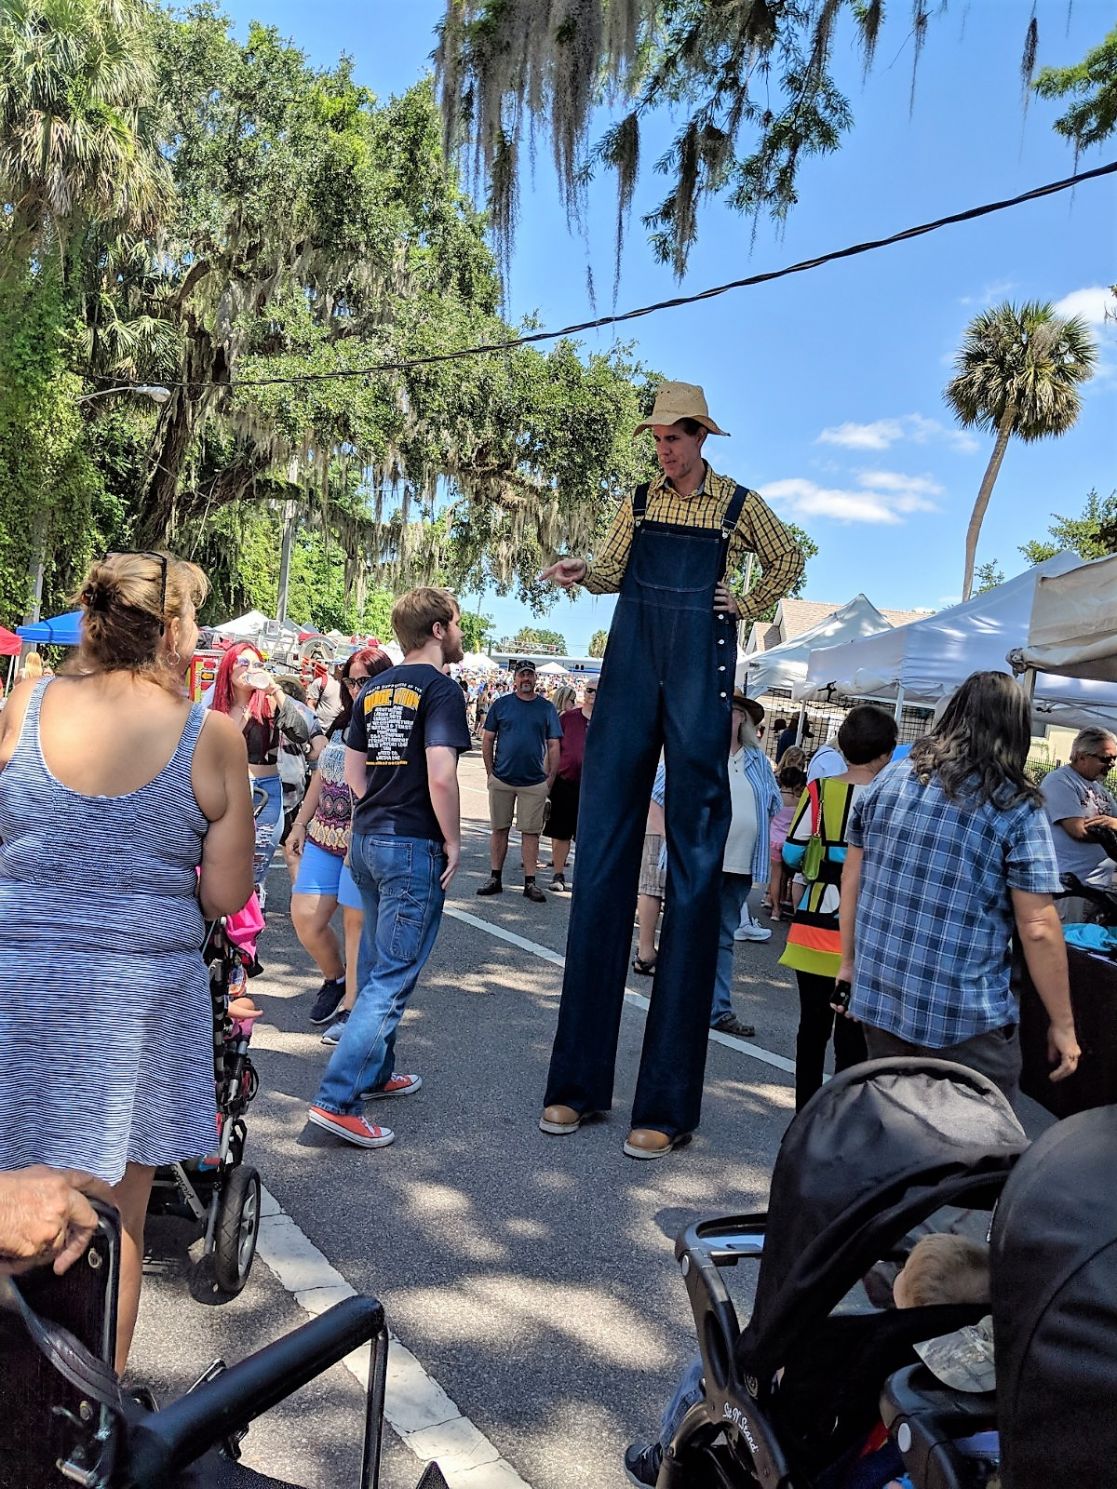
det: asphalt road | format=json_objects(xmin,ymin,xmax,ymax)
[{"xmin": 125, "ymin": 750, "xmax": 994, "ymax": 1489}]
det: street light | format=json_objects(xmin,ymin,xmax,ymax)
[{"xmin": 78, "ymin": 383, "xmax": 172, "ymax": 405}]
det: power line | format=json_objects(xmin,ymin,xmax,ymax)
[{"xmin": 93, "ymin": 159, "xmax": 1117, "ymax": 393}]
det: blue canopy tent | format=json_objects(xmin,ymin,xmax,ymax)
[{"xmin": 16, "ymin": 610, "xmax": 84, "ymax": 646}]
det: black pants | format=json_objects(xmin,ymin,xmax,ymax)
[{"xmin": 795, "ymin": 970, "xmax": 867, "ymax": 1112}]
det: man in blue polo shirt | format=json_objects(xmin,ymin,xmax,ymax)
[{"xmin": 478, "ymin": 660, "xmax": 562, "ymax": 903}]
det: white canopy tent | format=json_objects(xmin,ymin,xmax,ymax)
[
  {"xmin": 738, "ymin": 594, "xmax": 894, "ymax": 694},
  {"xmin": 536, "ymin": 661, "xmax": 567, "ymax": 676},
  {"xmin": 460, "ymin": 651, "xmax": 498, "ymax": 671},
  {"xmin": 797, "ymin": 552, "xmax": 1117, "ymax": 728},
  {"xmin": 1012, "ymin": 553, "xmax": 1117, "ymax": 684}
]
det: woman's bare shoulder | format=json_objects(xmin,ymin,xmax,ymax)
[{"xmin": 198, "ymin": 707, "xmax": 249, "ymax": 760}]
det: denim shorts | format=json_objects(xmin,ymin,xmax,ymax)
[{"xmin": 292, "ymin": 839, "xmax": 362, "ymax": 909}]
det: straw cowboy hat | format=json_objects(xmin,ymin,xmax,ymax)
[{"xmin": 634, "ymin": 380, "xmax": 730, "ymax": 437}]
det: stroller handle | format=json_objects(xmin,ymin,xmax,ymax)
[{"xmin": 121, "ymin": 1295, "xmax": 386, "ymax": 1486}]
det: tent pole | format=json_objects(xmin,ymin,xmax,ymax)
[
  {"xmin": 1021, "ymin": 668, "xmax": 1037, "ymax": 704},
  {"xmin": 794, "ymin": 705, "xmax": 806, "ymax": 746},
  {"xmin": 893, "ymin": 685, "xmax": 905, "ymax": 723}
]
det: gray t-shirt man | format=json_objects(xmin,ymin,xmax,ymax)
[{"xmin": 1040, "ymin": 761, "xmax": 1117, "ymax": 914}]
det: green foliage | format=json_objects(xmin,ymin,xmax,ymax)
[
  {"xmin": 459, "ymin": 611, "xmax": 495, "ymax": 651},
  {"xmin": 1020, "ymin": 488, "xmax": 1117, "ymax": 567},
  {"xmin": 0, "ymin": 1, "xmax": 655, "ymax": 631},
  {"xmin": 1035, "ymin": 25, "xmax": 1117, "ymax": 149},
  {"xmin": 0, "ymin": 272, "xmax": 105, "ymax": 621},
  {"xmin": 501, "ymin": 627, "xmax": 568, "ymax": 655},
  {"xmin": 973, "ymin": 559, "xmax": 1005, "ymax": 593},
  {"xmin": 588, "ymin": 628, "xmax": 609, "ymax": 658}
]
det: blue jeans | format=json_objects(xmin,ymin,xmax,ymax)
[
  {"xmin": 313, "ymin": 833, "xmax": 446, "ymax": 1116},
  {"xmin": 710, "ymin": 873, "xmax": 752, "ymax": 1025},
  {"xmin": 658, "ymin": 1356, "xmax": 704, "ymax": 1447},
  {"xmin": 252, "ymin": 774, "xmax": 284, "ymax": 888}
]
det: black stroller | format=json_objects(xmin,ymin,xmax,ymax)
[
  {"xmin": 146, "ymin": 917, "xmax": 263, "ymax": 1297},
  {"xmin": 0, "ymin": 1199, "xmax": 448, "ymax": 1489},
  {"xmin": 654, "ymin": 1058, "xmax": 1029, "ymax": 1488}
]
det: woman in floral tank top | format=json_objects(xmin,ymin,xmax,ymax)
[{"xmin": 288, "ymin": 648, "xmax": 392, "ymax": 1034}]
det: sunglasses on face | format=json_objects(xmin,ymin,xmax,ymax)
[
  {"xmin": 345, "ymin": 673, "xmax": 371, "ymax": 687},
  {"xmin": 1094, "ymin": 753, "xmax": 1117, "ymax": 766}
]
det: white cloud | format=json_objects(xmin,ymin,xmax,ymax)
[
  {"xmin": 761, "ymin": 471, "xmax": 941, "ymax": 526},
  {"xmin": 817, "ymin": 414, "xmax": 978, "ymax": 455},
  {"xmin": 959, "ymin": 279, "xmax": 1017, "ymax": 307},
  {"xmin": 1052, "ymin": 285, "xmax": 1115, "ymax": 327}
]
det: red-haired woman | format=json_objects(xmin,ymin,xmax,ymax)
[
  {"xmin": 287, "ymin": 647, "xmax": 392, "ymax": 1031},
  {"xmin": 210, "ymin": 641, "xmax": 310, "ymax": 898}
]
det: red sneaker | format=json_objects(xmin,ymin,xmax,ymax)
[
  {"xmin": 361, "ymin": 1073, "xmax": 423, "ymax": 1101},
  {"xmin": 307, "ymin": 1106, "xmax": 395, "ymax": 1148}
]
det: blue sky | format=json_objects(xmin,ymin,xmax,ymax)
[{"xmin": 222, "ymin": 0, "xmax": 1116, "ymax": 653}]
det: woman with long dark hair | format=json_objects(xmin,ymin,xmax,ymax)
[
  {"xmin": 838, "ymin": 670, "xmax": 1080, "ymax": 1101},
  {"xmin": 209, "ymin": 640, "xmax": 310, "ymax": 896},
  {"xmin": 287, "ymin": 647, "xmax": 393, "ymax": 1032},
  {"xmin": 0, "ymin": 552, "xmax": 254, "ymax": 1370}
]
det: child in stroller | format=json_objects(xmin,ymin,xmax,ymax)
[{"xmin": 623, "ymin": 1058, "xmax": 1029, "ymax": 1489}]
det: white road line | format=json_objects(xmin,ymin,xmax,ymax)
[
  {"xmin": 444, "ymin": 907, "xmax": 796, "ymax": 1078},
  {"xmin": 256, "ymin": 1186, "xmax": 532, "ymax": 1489}
]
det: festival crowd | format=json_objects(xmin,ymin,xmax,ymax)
[{"xmin": 0, "ymin": 380, "xmax": 1110, "ymax": 1489}]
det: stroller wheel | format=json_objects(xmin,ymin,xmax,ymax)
[{"xmin": 212, "ymin": 1164, "xmax": 261, "ymax": 1296}]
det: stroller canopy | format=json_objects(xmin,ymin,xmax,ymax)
[
  {"xmin": 992, "ymin": 1103, "xmax": 1117, "ymax": 1488},
  {"xmin": 737, "ymin": 1059, "xmax": 1027, "ymax": 1380}
]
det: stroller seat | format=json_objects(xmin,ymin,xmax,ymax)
[
  {"xmin": 655, "ymin": 1059, "xmax": 1026, "ymax": 1489},
  {"xmin": 880, "ymin": 1365, "xmax": 997, "ymax": 1489}
]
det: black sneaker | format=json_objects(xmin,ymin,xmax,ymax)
[
  {"xmin": 711, "ymin": 1012, "xmax": 756, "ymax": 1039},
  {"xmin": 524, "ymin": 882, "xmax": 546, "ymax": 903},
  {"xmin": 309, "ymin": 978, "xmax": 346, "ymax": 1026},
  {"xmin": 624, "ymin": 1441, "xmax": 662, "ymax": 1488},
  {"xmin": 476, "ymin": 877, "xmax": 503, "ymax": 896}
]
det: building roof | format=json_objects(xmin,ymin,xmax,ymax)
[{"xmin": 747, "ymin": 599, "xmax": 934, "ymax": 655}]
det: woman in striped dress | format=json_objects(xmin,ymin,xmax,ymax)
[
  {"xmin": 779, "ymin": 704, "xmax": 897, "ymax": 1111},
  {"xmin": 0, "ymin": 552, "xmax": 255, "ymax": 1369}
]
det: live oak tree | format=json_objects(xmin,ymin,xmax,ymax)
[
  {"xmin": 0, "ymin": 0, "xmax": 657, "ymax": 625},
  {"xmin": 435, "ymin": 1, "xmax": 1096, "ymax": 279}
]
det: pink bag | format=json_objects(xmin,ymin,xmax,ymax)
[{"xmin": 223, "ymin": 891, "xmax": 266, "ymax": 959}]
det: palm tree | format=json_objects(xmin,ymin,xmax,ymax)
[
  {"xmin": 0, "ymin": 0, "xmax": 167, "ymax": 259},
  {"xmin": 945, "ymin": 301, "xmax": 1097, "ymax": 601}
]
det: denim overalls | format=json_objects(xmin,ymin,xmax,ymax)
[{"xmin": 544, "ymin": 479, "xmax": 748, "ymax": 1137}]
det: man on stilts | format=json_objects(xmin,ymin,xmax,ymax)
[{"xmin": 538, "ymin": 382, "xmax": 803, "ymax": 1158}]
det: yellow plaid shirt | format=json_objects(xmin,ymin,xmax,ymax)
[{"xmin": 584, "ymin": 465, "xmax": 803, "ymax": 624}]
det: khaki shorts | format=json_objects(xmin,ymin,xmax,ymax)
[
  {"xmin": 488, "ymin": 776, "xmax": 550, "ymax": 835},
  {"xmin": 638, "ymin": 832, "xmax": 666, "ymax": 898}
]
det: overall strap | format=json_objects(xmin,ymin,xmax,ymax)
[
  {"xmin": 721, "ymin": 483, "xmax": 750, "ymax": 537},
  {"xmin": 719, "ymin": 483, "xmax": 750, "ymax": 576},
  {"xmin": 631, "ymin": 482, "xmax": 651, "ymax": 527}
]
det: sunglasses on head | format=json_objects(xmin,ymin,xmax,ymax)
[{"xmin": 101, "ymin": 550, "xmax": 168, "ymax": 633}]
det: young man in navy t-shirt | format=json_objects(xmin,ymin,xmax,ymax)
[{"xmin": 306, "ymin": 587, "xmax": 470, "ymax": 1150}]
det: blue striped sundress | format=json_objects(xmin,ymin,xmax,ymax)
[{"xmin": 0, "ymin": 679, "xmax": 218, "ymax": 1183}]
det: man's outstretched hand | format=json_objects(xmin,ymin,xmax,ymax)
[
  {"xmin": 0, "ymin": 1166, "xmax": 115, "ymax": 1276},
  {"xmin": 539, "ymin": 558, "xmax": 587, "ymax": 589}
]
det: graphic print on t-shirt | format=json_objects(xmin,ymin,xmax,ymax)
[{"xmin": 362, "ymin": 683, "xmax": 423, "ymax": 767}]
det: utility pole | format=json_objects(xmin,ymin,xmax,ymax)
[{"xmin": 275, "ymin": 457, "xmax": 300, "ymax": 622}]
